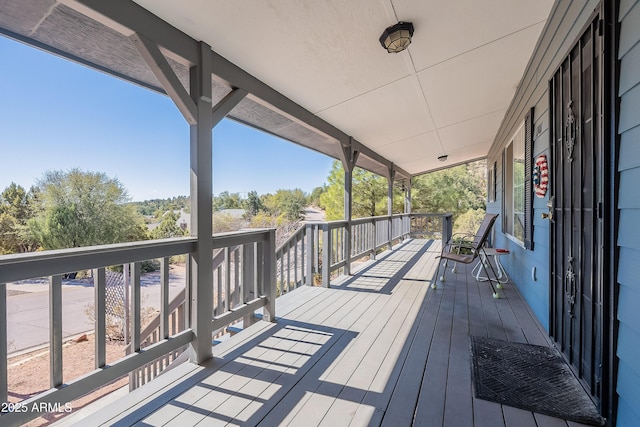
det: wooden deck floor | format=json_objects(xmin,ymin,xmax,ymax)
[{"xmin": 71, "ymin": 239, "xmax": 592, "ymax": 427}]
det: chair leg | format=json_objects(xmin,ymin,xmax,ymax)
[
  {"xmin": 440, "ymin": 259, "xmax": 449, "ymax": 282},
  {"xmin": 479, "ymin": 253, "xmax": 502, "ymax": 298},
  {"xmin": 432, "ymin": 257, "xmax": 445, "ymax": 289}
]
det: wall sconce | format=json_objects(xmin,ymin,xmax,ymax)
[{"xmin": 379, "ymin": 22, "xmax": 414, "ymax": 53}]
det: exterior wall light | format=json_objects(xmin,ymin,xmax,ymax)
[
  {"xmin": 438, "ymin": 155, "xmax": 448, "ymax": 162},
  {"xmin": 379, "ymin": 22, "xmax": 414, "ymax": 53}
]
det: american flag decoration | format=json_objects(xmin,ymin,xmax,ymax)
[{"xmin": 533, "ymin": 154, "xmax": 549, "ymax": 198}]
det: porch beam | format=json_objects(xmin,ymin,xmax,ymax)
[
  {"xmin": 72, "ymin": 0, "xmax": 409, "ymax": 181},
  {"xmin": 72, "ymin": 0, "xmax": 199, "ymax": 64},
  {"xmin": 189, "ymin": 41, "xmax": 215, "ymax": 364},
  {"xmin": 212, "ymin": 88, "xmax": 248, "ymax": 127},
  {"xmin": 130, "ymin": 32, "xmax": 197, "ymax": 125}
]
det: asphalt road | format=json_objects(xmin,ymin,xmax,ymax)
[{"xmin": 6, "ymin": 268, "xmax": 186, "ymax": 355}]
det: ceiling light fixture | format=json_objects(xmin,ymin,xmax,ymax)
[
  {"xmin": 379, "ymin": 21, "xmax": 414, "ymax": 53},
  {"xmin": 438, "ymin": 155, "xmax": 448, "ymax": 162}
]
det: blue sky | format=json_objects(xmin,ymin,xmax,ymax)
[{"xmin": 0, "ymin": 36, "xmax": 334, "ymax": 202}]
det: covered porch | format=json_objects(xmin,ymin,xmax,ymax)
[
  {"xmin": 0, "ymin": 0, "xmax": 598, "ymax": 425},
  {"xmin": 57, "ymin": 239, "xmax": 587, "ymax": 427}
]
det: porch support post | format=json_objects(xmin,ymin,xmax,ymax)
[
  {"xmin": 189, "ymin": 42, "xmax": 214, "ymax": 364},
  {"xmin": 340, "ymin": 137, "xmax": 359, "ymax": 276},
  {"xmin": 405, "ymin": 178, "xmax": 412, "ymax": 239},
  {"xmin": 405, "ymin": 178, "xmax": 412, "ymax": 214},
  {"xmin": 387, "ymin": 164, "xmax": 395, "ymax": 250}
]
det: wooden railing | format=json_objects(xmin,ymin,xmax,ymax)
[
  {"xmin": 0, "ymin": 229, "xmax": 276, "ymax": 427},
  {"xmin": 276, "ymin": 213, "xmax": 451, "ymax": 288},
  {"xmin": 0, "ymin": 214, "xmax": 450, "ymax": 425}
]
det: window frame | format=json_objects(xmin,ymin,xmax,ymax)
[{"xmin": 502, "ymin": 108, "xmax": 534, "ymax": 249}]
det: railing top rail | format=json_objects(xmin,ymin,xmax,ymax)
[
  {"xmin": 212, "ymin": 228, "xmax": 274, "ymax": 249},
  {"xmin": 276, "ymin": 225, "xmax": 306, "ymax": 253},
  {"xmin": 0, "ymin": 237, "xmax": 197, "ymax": 284},
  {"xmin": 410, "ymin": 212, "xmax": 453, "ymax": 217}
]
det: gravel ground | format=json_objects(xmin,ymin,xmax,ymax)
[{"xmin": 7, "ymin": 335, "xmax": 129, "ymax": 426}]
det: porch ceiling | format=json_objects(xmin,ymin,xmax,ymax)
[{"xmin": 0, "ymin": 0, "xmax": 554, "ymax": 177}]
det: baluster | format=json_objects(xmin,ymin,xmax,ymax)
[
  {"xmin": 234, "ymin": 248, "xmax": 240, "ymax": 307},
  {"xmin": 305, "ymin": 225, "xmax": 313, "ymax": 286},
  {"xmin": 94, "ymin": 268, "xmax": 106, "ymax": 368},
  {"xmin": 286, "ymin": 241, "xmax": 291, "ymax": 293},
  {"xmin": 131, "ymin": 262, "xmax": 141, "ymax": 352},
  {"xmin": 242, "ymin": 243, "xmax": 256, "ymax": 327},
  {"xmin": 294, "ymin": 235, "xmax": 299, "ymax": 287},
  {"xmin": 161, "ymin": 257, "xmax": 169, "ymax": 340},
  {"xmin": 322, "ymin": 224, "xmax": 331, "ymax": 287},
  {"xmin": 216, "ymin": 266, "xmax": 223, "ymax": 315},
  {"xmin": 224, "ymin": 247, "xmax": 231, "ymax": 312},
  {"xmin": 50, "ymin": 275, "xmax": 63, "ymax": 387},
  {"xmin": 256, "ymin": 241, "xmax": 263, "ymax": 298},
  {"xmin": 276, "ymin": 246, "xmax": 286, "ymax": 292}
]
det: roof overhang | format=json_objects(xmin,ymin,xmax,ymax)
[{"xmin": 0, "ymin": 0, "xmax": 555, "ymax": 180}]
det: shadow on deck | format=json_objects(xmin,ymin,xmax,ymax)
[{"xmin": 60, "ymin": 239, "xmax": 592, "ymax": 427}]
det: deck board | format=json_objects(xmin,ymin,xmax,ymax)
[{"xmin": 69, "ymin": 239, "xmax": 596, "ymax": 427}]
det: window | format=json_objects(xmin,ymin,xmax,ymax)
[
  {"xmin": 504, "ymin": 124, "xmax": 526, "ymax": 243},
  {"xmin": 488, "ymin": 161, "xmax": 497, "ymax": 203},
  {"xmin": 503, "ymin": 109, "xmax": 534, "ymax": 249}
]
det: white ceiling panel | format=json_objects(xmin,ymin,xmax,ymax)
[
  {"xmin": 418, "ymin": 22, "xmax": 545, "ymax": 129},
  {"xmin": 438, "ymin": 110, "xmax": 507, "ymax": 152},
  {"xmin": 317, "ymin": 76, "xmax": 435, "ymax": 149},
  {"xmin": 375, "ymin": 131, "xmax": 442, "ymax": 167},
  {"xmin": 396, "ymin": 0, "xmax": 555, "ymax": 71},
  {"xmin": 402, "ymin": 143, "xmax": 489, "ymax": 175}
]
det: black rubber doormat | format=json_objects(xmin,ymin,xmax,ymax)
[{"xmin": 470, "ymin": 336, "xmax": 604, "ymax": 426}]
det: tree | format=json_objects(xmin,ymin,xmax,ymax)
[
  {"xmin": 0, "ymin": 183, "xmax": 39, "ymax": 254},
  {"xmin": 29, "ymin": 169, "xmax": 148, "ymax": 249},
  {"xmin": 319, "ymin": 161, "xmax": 402, "ymax": 220},
  {"xmin": 411, "ymin": 162, "xmax": 486, "ymax": 219},
  {"xmin": 261, "ymin": 189, "xmax": 307, "ymax": 221},
  {"xmin": 243, "ymin": 190, "xmax": 264, "ymax": 217},
  {"xmin": 212, "ymin": 191, "xmax": 243, "ymax": 211},
  {"xmin": 150, "ymin": 211, "xmax": 187, "ymax": 239},
  {"xmin": 308, "ymin": 185, "xmax": 325, "ymax": 207}
]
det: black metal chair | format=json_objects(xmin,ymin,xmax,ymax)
[{"xmin": 432, "ymin": 213, "xmax": 502, "ymax": 298}]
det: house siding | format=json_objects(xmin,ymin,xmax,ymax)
[
  {"xmin": 489, "ymin": 0, "xmax": 640, "ymax": 424},
  {"xmin": 487, "ymin": 0, "xmax": 600, "ymax": 332},
  {"xmin": 616, "ymin": 0, "xmax": 640, "ymax": 425}
]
